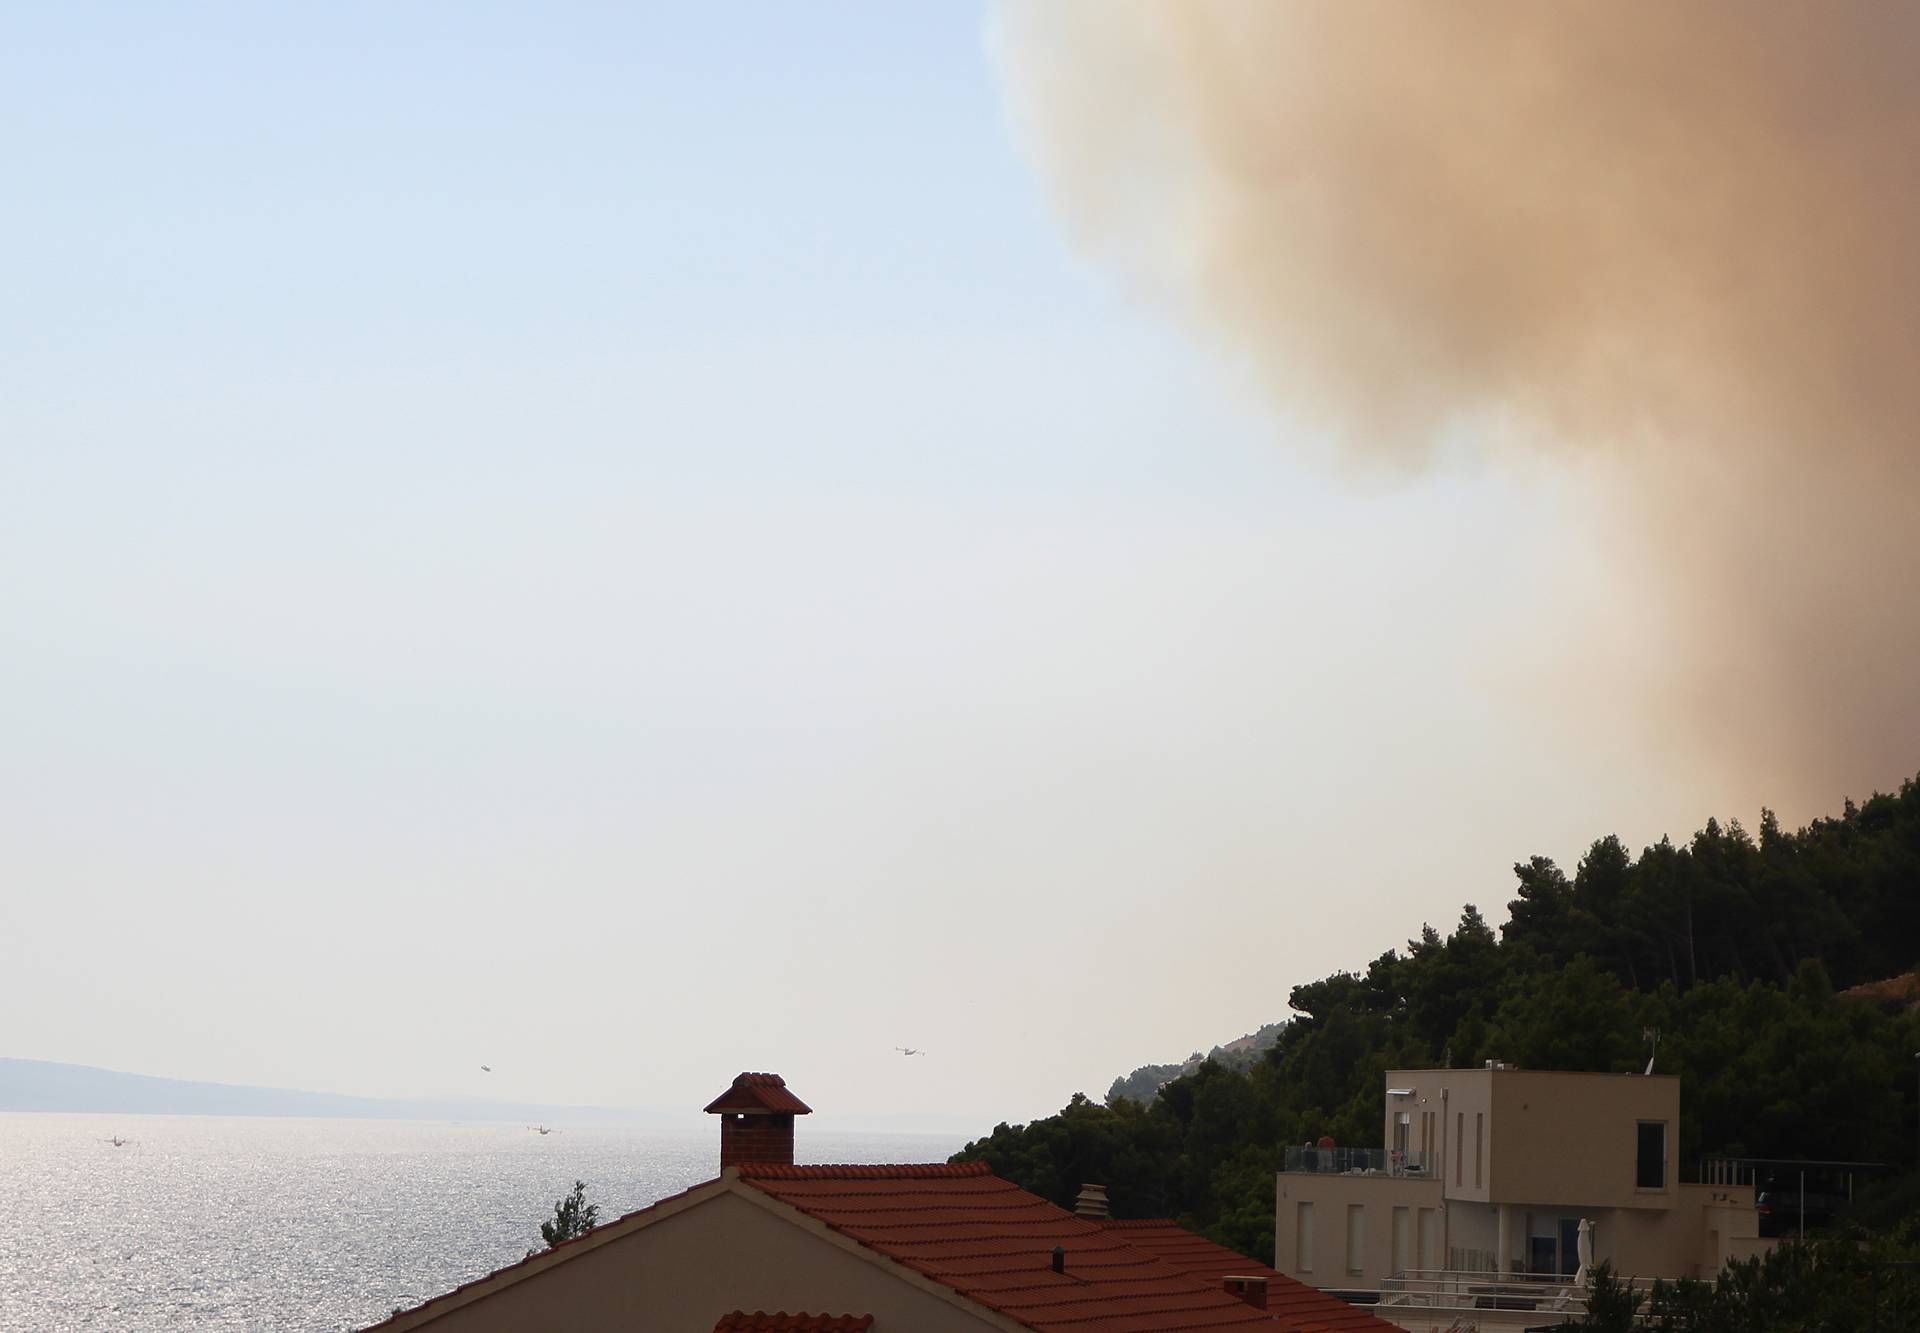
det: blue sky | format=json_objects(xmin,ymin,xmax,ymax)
[{"xmin": 1, "ymin": 4, "xmax": 1734, "ymax": 1125}]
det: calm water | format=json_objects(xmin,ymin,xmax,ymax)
[{"xmin": 0, "ymin": 1113, "xmax": 964, "ymax": 1332}]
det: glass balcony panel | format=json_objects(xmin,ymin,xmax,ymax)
[{"xmin": 1283, "ymin": 1146, "xmax": 1438, "ymax": 1176}]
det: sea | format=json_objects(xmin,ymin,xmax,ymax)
[{"xmin": 0, "ymin": 1112, "xmax": 967, "ymax": 1332}]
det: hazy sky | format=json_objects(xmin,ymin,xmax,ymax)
[{"xmin": 5, "ymin": 4, "xmax": 1905, "ymax": 1131}]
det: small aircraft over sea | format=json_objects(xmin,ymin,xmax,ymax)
[
  {"xmin": 101, "ymin": 1136, "xmax": 134, "ymax": 1148},
  {"xmin": 528, "ymin": 1124, "xmax": 557, "ymax": 1135},
  {"xmin": 894, "ymin": 1047, "xmax": 925, "ymax": 1057},
  {"xmin": 480, "ymin": 1065, "xmax": 492, "ymax": 1073}
]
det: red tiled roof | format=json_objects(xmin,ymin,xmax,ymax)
[
  {"xmin": 711, "ymin": 1313, "xmax": 873, "ymax": 1332},
  {"xmin": 738, "ymin": 1163, "xmax": 1300, "ymax": 1332},
  {"xmin": 364, "ymin": 1158, "xmax": 1384, "ymax": 1333},
  {"xmin": 1098, "ymin": 1220, "xmax": 1399, "ymax": 1333},
  {"xmin": 704, "ymin": 1072, "xmax": 814, "ymax": 1115}
]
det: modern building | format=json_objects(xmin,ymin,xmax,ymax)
[
  {"xmin": 368, "ymin": 1072, "xmax": 1397, "ymax": 1333},
  {"xmin": 1274, "ymin": 1065, "xmax": 1767, "ymax": 1306}
]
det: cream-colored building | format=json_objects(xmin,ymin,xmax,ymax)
[{"xmin": 1274, "ymin": 1066, "xmax": 1767, "ymax": 1300}]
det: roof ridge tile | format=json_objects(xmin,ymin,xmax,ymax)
[
  {"xmin": 735, "ymin": 1161, "xmax": 994, "ymax": 1180},
  {"xmin": 711, "ymin": 1312, "xmax": 874, "ymax": 1332}
]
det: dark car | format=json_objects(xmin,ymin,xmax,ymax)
[{"xmin": 1756, "ymin": 1185, "xmax": 1845, "ymax": 1237}]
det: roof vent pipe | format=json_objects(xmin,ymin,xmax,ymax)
[{"xmin": 1051, "ymin": 1246, "xmax": 1065, "ymax": 1274}]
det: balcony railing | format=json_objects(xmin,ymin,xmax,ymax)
[
  {"xmin": 1282, "ymin": 1146, "xmax": 1437, "ymax": 1177},
  {"xmin": 1374, "ymin": 1268, "xmax": 1603, "ymax": 1316}
]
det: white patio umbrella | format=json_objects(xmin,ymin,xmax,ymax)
[{"xmin": 1574, "ymin": 1217, "xmax": 1595, "ymax": 1285}]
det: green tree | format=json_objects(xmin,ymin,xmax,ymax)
[
  {"xmin": 1577, "ymin": 1262, "xmax": 1641, "ymax": 1333},
  {"xmin": 1481, "ymin": 956, "xmax": 1638, "ymax": 1073},
  {"xmin": 1572, "ymin": 1240, "xmax": 1920, "ymax": 1332},
  {"xmin": 539, "ymin": 1180, "xmax": 600, "ymax": 1249},
  {"xmin": 1504, "ymin": 856, "xmax": 1577, "ymax": 963}
]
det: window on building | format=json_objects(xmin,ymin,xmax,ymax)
[
  {"xmin": 1637, "ymin": 1121, "xmax": 1667, "ymax": 1190},
  {"xmin": 1475, "ymin": 1112, "xmax": 1484, "ymax": 1188},
  {"xmin": 1391, "ymin": 1205, "xmax": 1411, "ymax": 1277},
  {"xmin": 1296, "ymin": 1201, "xmax": 1314, "ymax": 1272},
  {"xmin": 1455, "ymin": 1112, "xmax": 1464, "ymax": 1185},
  {"xmin": 1346, "ymin": 1204, "xmax": 1366, "ymax": 1277}
]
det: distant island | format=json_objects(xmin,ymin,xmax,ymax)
[
  {"xmin": 0, "ymin": 1058, "xmax": 993, "ymax": 1136},
  {"xmin": 0, "ymin": 1058, "xmax": 675, "ymax": 1126}
]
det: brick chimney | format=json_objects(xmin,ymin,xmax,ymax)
[
  {"xmin": 1222, "ymin": 1276, "xmax": 1268, "ymax": 1311},
  {"xmin": 703, "ymin": 1072, "xmax": 813, "ymax": 1169}
]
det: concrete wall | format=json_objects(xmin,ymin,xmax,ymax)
[
  {"xmin": 1395, "ymin": 1182, "xmax": 1757, "ymax": 1282},
  {"xmin": 1276, "ymin": 1180, "xmax": 1765, "ymax": 1303},
  {"xmin": 1382, "ymin": 1067, "xmax": 1497, "ymax": 1206},
  {"xmin": 1382, "ymin": 1068, "xmax": 1495, "ymax": 1206},
  {"xmin": 1490, "ymin": 1072, "xmax": 1680, "ymax": 1211},
  {"xmin": 1698, "ymin": 1193, "xmax": 1766, "ymax": 1273},
  {"xmin": 1383, "ymin": 1069, "xmax": 1680, "ymax": 1211},
  {"xmin": 387, "ymin": 1191, "xmax": 1009, "ymax": 1333},
  {"xmin": 1273, "ymin": 1174, "xmax": 1444, "ymax": 1287},
  {"xmin": 1603, "ymin": 1184, "xmax": 1759, "ymax": 1281}
]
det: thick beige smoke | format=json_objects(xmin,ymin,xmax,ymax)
[{"xmin": 992, "ymin": 1, "xmax": 1920, "ymax": 815}]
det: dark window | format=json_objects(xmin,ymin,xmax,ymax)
[
  {"xmin": 1559, "ymin": 1218, "xmax": 1581, "ymax": 1276},
  {"xmin": 1636, "ymin": 1122, "xmax": 1666, "ymax": 1189},
  {"xmin": 1528, "ymin": 1236, "xmax": 1557, "ymax": 1275}
]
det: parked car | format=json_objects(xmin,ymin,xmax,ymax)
[{"xmin": 1755, "ymin": 1184, "xmax": 1844, "ymax": 1237}]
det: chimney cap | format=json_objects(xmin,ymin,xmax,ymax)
[{"xmin": 704, "ymin": 1072, "xmax": 814, "ymax": 1116}]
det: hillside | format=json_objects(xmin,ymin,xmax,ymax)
[
  {"xmin": 1841, "ymin": 972, "xmax": 1920, "ymax": 1013},
  {"xmin": 957, "ymin": 773, "xmax": 1920, "ymax": 1261},
  {"xmin": 1105, "ymin": 1022, "xmax": 1288, "ymax": 1105}
]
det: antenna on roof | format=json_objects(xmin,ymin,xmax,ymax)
[{"xmin": 1642, "ymin": 1027, "xmax": 1660, "ymax": 1075}]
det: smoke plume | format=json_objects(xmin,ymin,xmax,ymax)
[{"xmin": 991, "ymin": 2, "xmax": 1920, "ymax": 815}]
